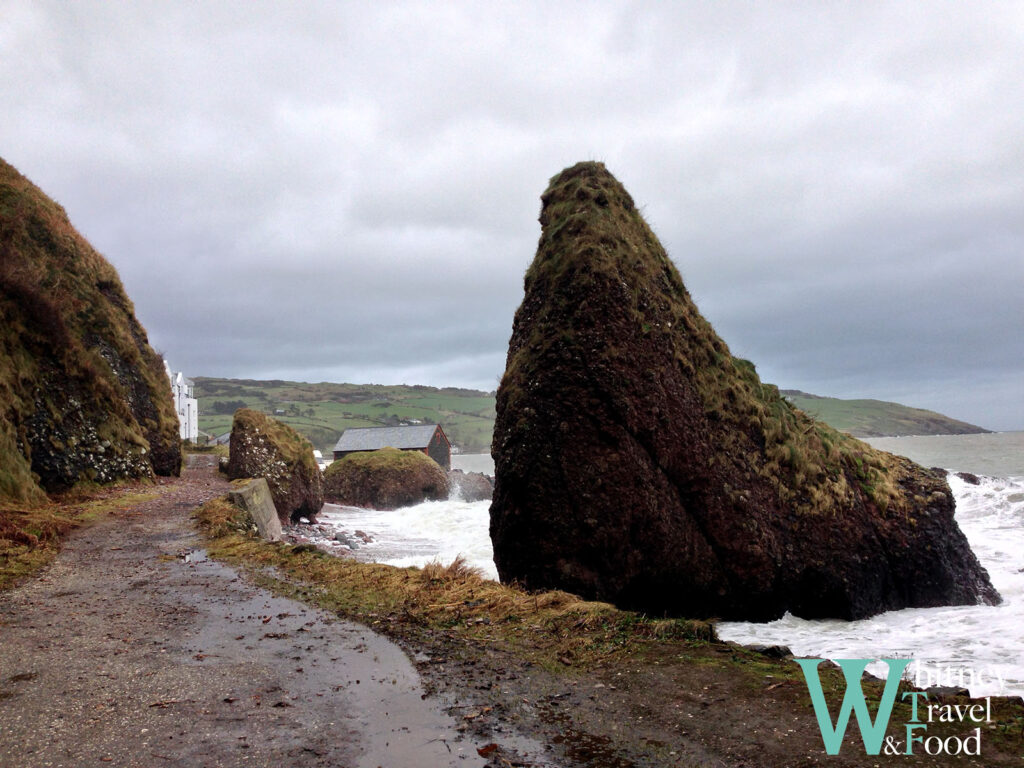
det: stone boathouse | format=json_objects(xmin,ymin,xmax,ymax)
[{"xmin": 332, "ymin": 424, "xmax": 451, "ymax": 470}]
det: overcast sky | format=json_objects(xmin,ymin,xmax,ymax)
[{"xmin": 2, "ymin": 1, "xmax": 1022, "ymax": 430}]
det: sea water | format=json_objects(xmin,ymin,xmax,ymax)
[
  {"xmin": 719, "ymin": 431, "xmax": 1024, "ymax": 697},
  {"xmin": 320, "ymin": 434, "xmax": 1024, "ymax": 697},
  {"xmin": 318, "ymin": 495, "xmax": 498, "ymax": 580}
]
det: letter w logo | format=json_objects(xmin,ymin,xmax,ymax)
[{"xmin": 795, "ymin": 658, "xmax": 910, "ymax": 755}]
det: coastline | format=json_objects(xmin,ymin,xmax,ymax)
[
  {"xmin": 198, "ymin": 487, "xmax": 1024, "ymax": 767},
  {"xmin": 4, "ymin": 453, "xmax": 1022, "ymax": 765}
]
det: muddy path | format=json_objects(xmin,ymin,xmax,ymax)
[{"xmin": 0, "ymin": 457, "xmax": 494, "ymax": 767}]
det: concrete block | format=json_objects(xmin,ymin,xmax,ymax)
[{"xmin": 228, "ymin": 477, "xmax": 283, "ymax": 542}]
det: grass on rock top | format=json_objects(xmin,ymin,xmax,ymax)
[
  {"xmin": 505, "ymin": 161, "xmax": 906, "ymax": 518},
  {"xmin": 324, "ymin": 446, "xmax": 443, "ymax": 480},
  {"xmin": 231, "ymin": 408, "xmax": 319, "ymax": 474},
  {"xmin": 323, "ymin": 447, "xmax": 449, "ymax": 509}
]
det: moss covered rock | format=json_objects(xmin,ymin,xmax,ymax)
[
  {"xmin": 324, "ymin": 448, "xmax": 449, "ymax": 510},
  {"xmin": 490, "ymin": 161, "xmax": 999, "ymax": 621},
  {"xmin": 226, "ymin": 409, "xmax": 323, "ymax": 524},
  {"xmin": 0, "ymin": 157, "xmax": 181, "ymax": 503}
]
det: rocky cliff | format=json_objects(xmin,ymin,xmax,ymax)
[
  {"xmin": 0, "ymin": 158, "xmax": 181, "ymax": 503},
  {"xmin": 489, "ymin": 161, "xmax": 999, "ymax": 621}
]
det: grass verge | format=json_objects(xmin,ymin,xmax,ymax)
[{"xmin": 194, "ymin": 495, "xmax": 716, "ymax": 670}]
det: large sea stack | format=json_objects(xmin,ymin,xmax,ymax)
[
  {"xmin": 0, "ymin": 158, "xmax": 181, "ymax": 503},
  {"xmin": 489, "ymin": 161, "xmax": 998, "ymax": 621}
]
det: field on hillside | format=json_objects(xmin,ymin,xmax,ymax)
[
  {"xmin": 194, "ymin": 378, "xmax": 496, "ymax": 454},
  {"xmin": 781, "ymin": 390, "xmax": 989, "ymax": 437},
  {"xmin": 194, "ymin": 378, "xmax": 986, "ymax": 455}
]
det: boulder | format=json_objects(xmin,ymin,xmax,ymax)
[
  {"xmin": 323, "ymin": 448, "xmax": 448, "ymax": 509},
  {"xmin": 227, "ymin": 478, "xmax": 282, "ymax": 542},
  {"xmin": 448, "ymin": 469, "xmax": 494, "ymax": 501},
  {"xmin": 0, "ymin": 158, "xmax": 181, "ymax": 503},
  {"xmin": 955, "ymin": 471, "xmax": 981, "ymax": 486},
  {"xmin": 489, "ymin": 161, "xmax": 999, "ymax": 621},
  {"xmin": 226, "ymin": 409, "xmax": 323, "ymax": 525}
]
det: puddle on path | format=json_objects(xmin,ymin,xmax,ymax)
[
  {"xmin": 179, "ymin": 548, "xmax": 207, "ymax": 564},
  {"xmin": 174, "ymin": 553, "xmax": 488, "ymax": 767}
]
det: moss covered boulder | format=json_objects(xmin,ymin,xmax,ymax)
[
  {"xmin": 0, "ymin": 158, "xmax": 181, "ymax": 503},
  {"xmin": 226, "ymin": 409, "xmax": 323, "ymax": 524},
  {"xmin": 490, "ymin": 161, "xmax": 998, "ymax": 621},
  {"xmin": 324, "ymin": 448, "xmax": 449, "ymax": 509}
]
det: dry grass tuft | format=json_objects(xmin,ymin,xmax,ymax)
[{"xmin": 1, "ymin": 156, "xmax": 181, "ymax": 500}]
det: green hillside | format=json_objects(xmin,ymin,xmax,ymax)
[
  {"xmin": 194, "ymin": 378, "xmax": 986, "ymax": 454},
  {"xmin": 780, "ymin": 390, "xmax": 989, "ymax": 437},
  {"xmin": 194, "ymin": 378, "xmax": 496, "ymax": 454}
]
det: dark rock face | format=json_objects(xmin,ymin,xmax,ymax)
[
  {"xmin": 0, "ymin": 158, "xmax": 181, "ymax": 502},
  {"xmin": 448, "ymin": 470, "xmax": 493, "ymax": 502},
  {"xmin": 323, "ymin": 448, "xmax": 449, "ymax": 510},
  {"xmin": 489, "ymin": 161, "xmax": 999, "ymax": 621},
  {"xmin": 226, "ymin": 409, "xmax": 323, "ymax": 524}
]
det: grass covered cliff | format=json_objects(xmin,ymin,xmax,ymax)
[{"xmin": 0, "ymin": 157, "xmax": 181, "ymax": 503}]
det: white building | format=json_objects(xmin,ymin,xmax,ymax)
[{"xmin": 166, "ymin": 363, "xmax": 199, "ymax": 443}]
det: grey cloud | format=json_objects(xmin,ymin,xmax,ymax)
[{"xmin": 2, "ymin": 1, "xmax": 1021, "ymax": 429}]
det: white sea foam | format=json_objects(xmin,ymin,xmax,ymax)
[{"xmin": 318, "ymin": 497, "xmax": 499, "ymax": 580}]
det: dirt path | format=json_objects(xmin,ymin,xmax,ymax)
[{"xmin": 0, "ymin": 457, "xmax": 491, "ymax": 767}]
